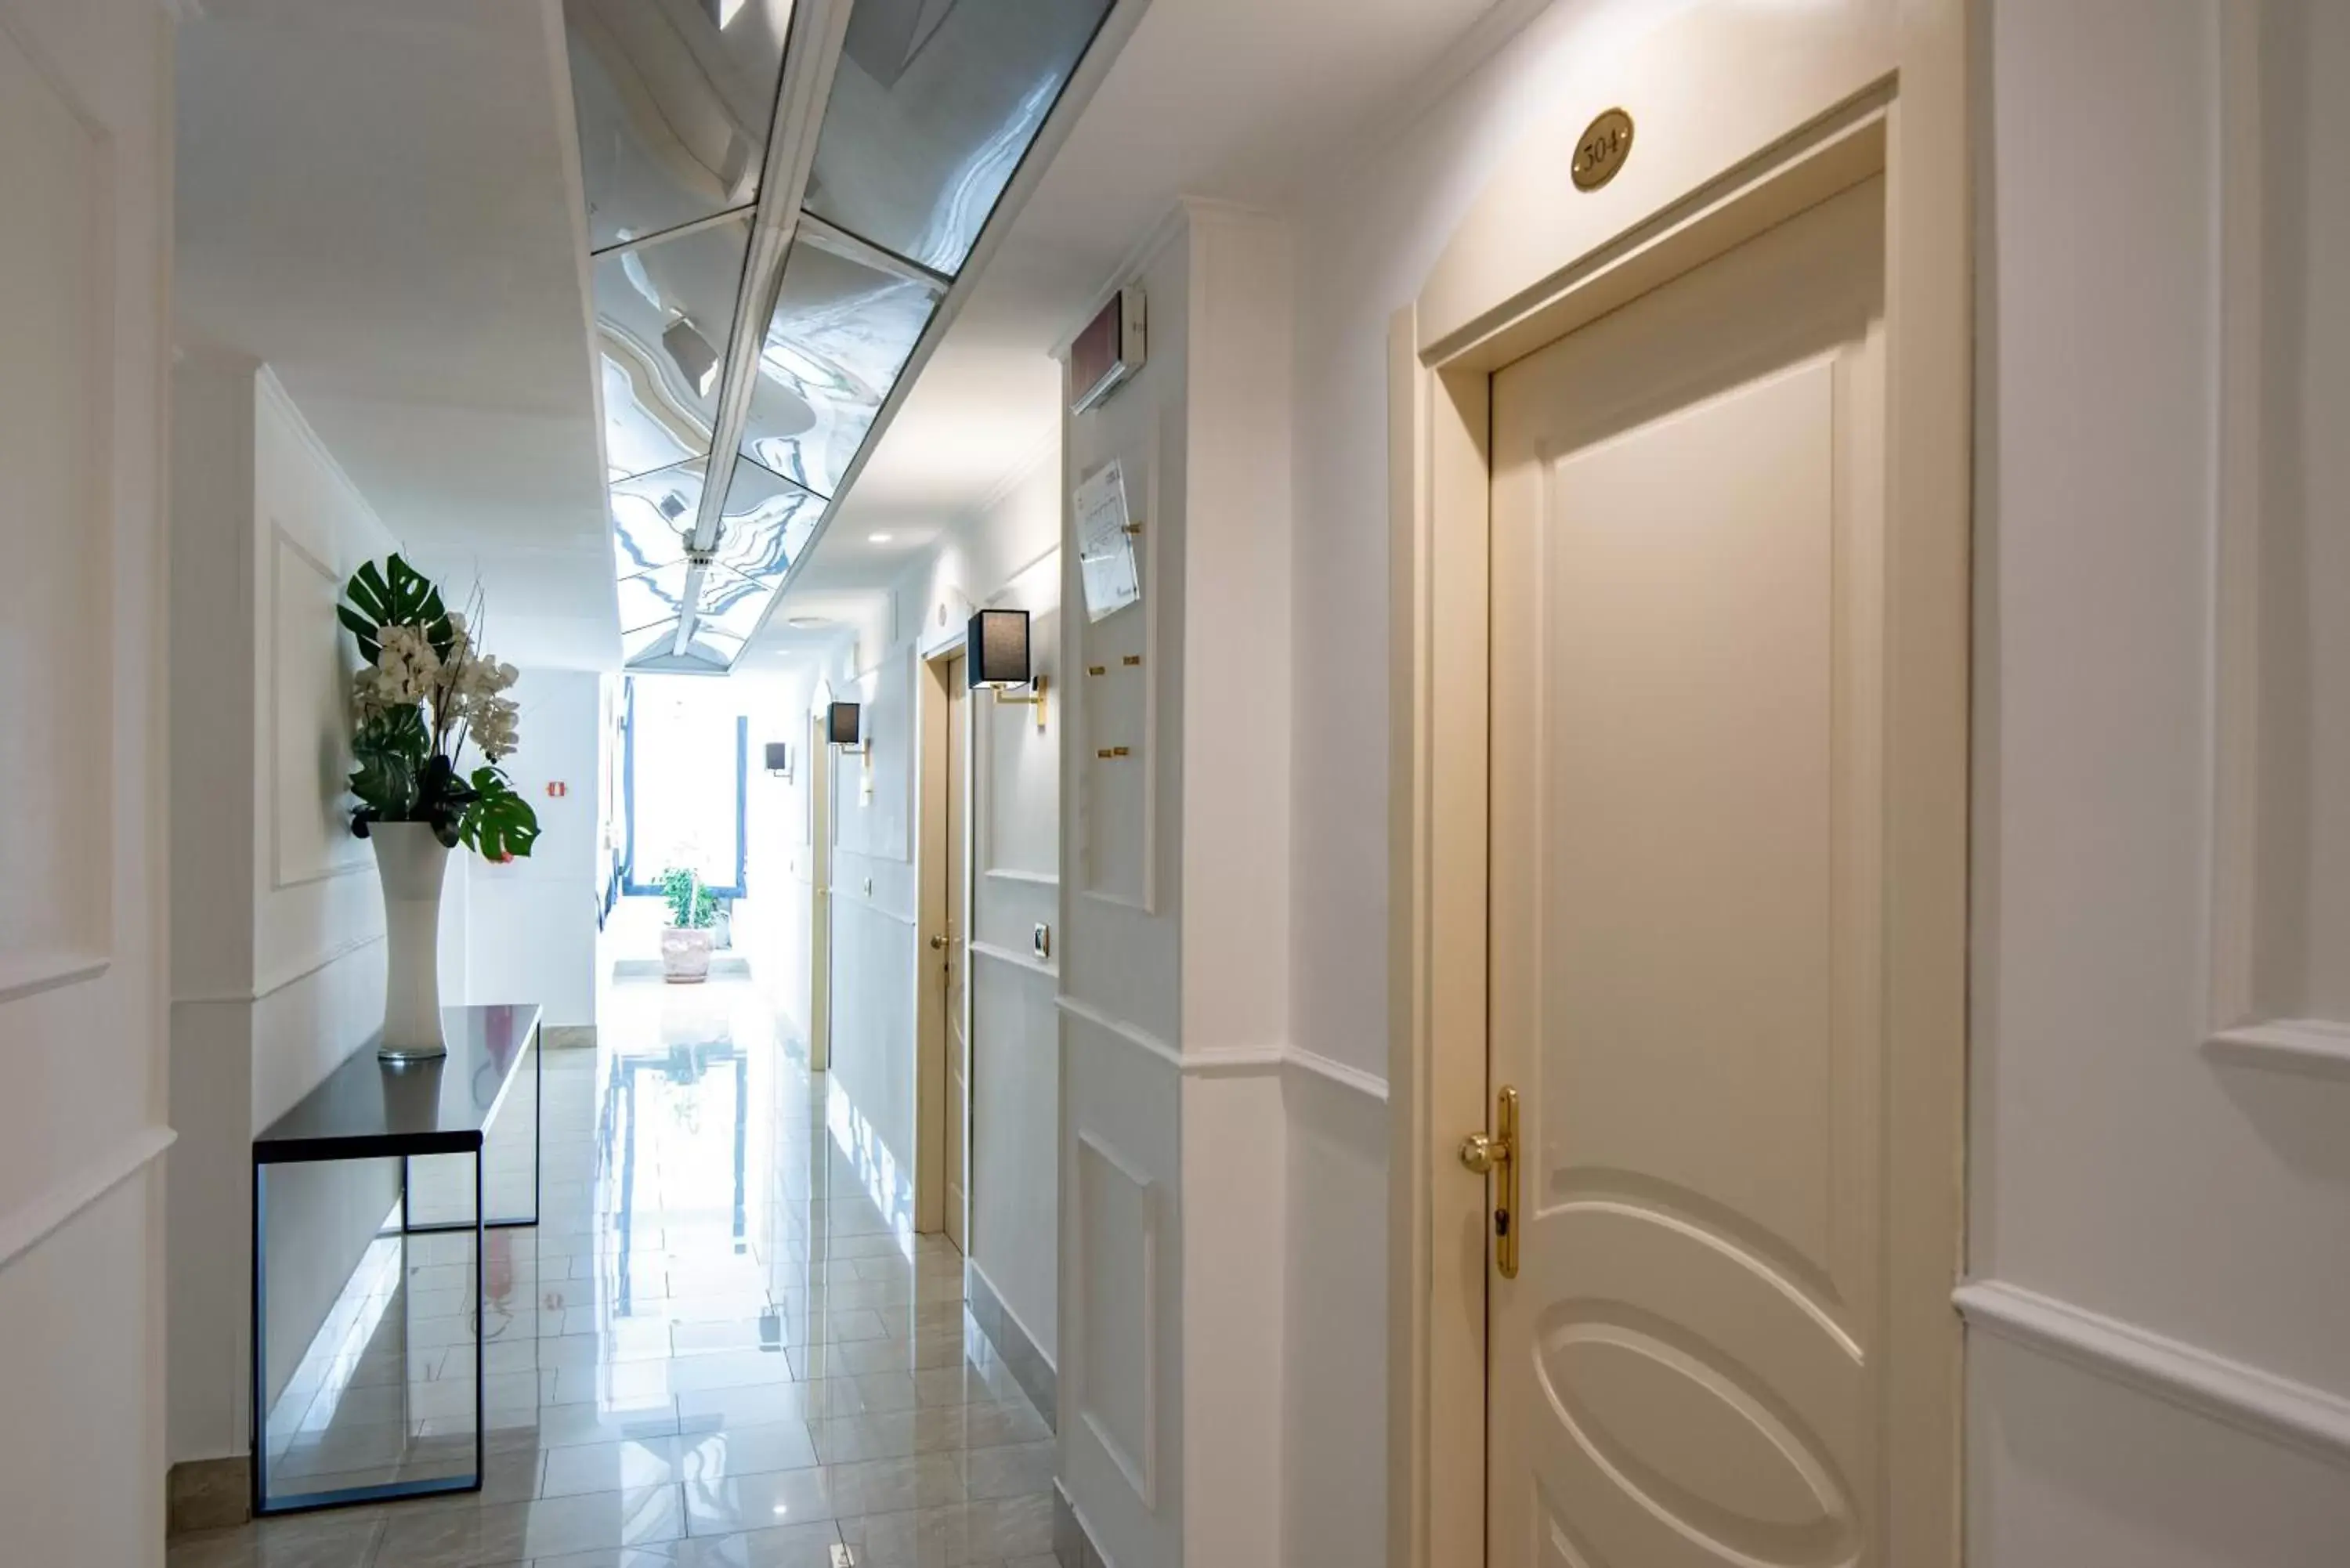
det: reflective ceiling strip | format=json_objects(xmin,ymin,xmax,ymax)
[
  {"xmin": 592, "ymin": 201, "xmax": 759, "ymax": 260},
  {"xmin": 718, "ymin": 0, "xmax": 1138, "ymax": 665},
  {"xmin": 796, "ymin": 208, "xmax": 955, "ymax": 294},
  {"xmin": 674, "ymin": 0, "xmax": 854, "ymax": 660}
]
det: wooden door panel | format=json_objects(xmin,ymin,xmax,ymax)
[{"xmin": 1489, "ymin": 178, "xmax": 1887, "ymax": 1568}]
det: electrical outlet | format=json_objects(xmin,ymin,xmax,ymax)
[{"xmin": 1033, "ymin": 923, "xmax": 1052, "ymax": 960}]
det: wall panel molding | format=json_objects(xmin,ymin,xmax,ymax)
[
  {"xmin": 830, "ymin": 884, "xmax": 917, "ymax": 927},
  {"xmin": 266, "ymin": 522, "xmax": 370, "ymax": 890},
  {"xmin": 2203, "ymin": 1018, "xmax": 2350, "ymax": 1080},
  {"xmin": 177, "ymin": 930, "xmax": 384, "ymax": 1006},
  {"xmin": 1284, "ymin": 1046, "xmax": 1391, "ymax": 1102},
  {"xmin": 1074, "ymin": 1129, "xmax": 1159, "ymax": 1508},
  {"xmin": 0, "ymin": 1123, "xmax": 173, "ymax": 1270},
  {"xmin": 1956, "ymin": 1279, "xmax": 2350, "ymax": 1465},
  {"xmin": 1056, "ymin": 994, "xmax": 1393, "ymax": 1097},
  {"xmin": 970, "ymin": 938, "xmax": 1056, "ymax": 981},
  {"xmin": 1058, "ymin": 994, "xmax": 1180, "ymax": 1071},
  {"xmin": 0, "ymin": 951, "xmax": 110, "ymax": 1005}
]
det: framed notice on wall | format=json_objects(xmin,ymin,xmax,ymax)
[{"xmin": 1075, "ymin": 459, "xmax": 1141, "ymax": 623}]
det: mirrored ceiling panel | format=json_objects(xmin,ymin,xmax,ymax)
[
  {"xmin": 622, "ymin": 617, "xmax": 682, "ymax": 663},
  {"xmin": 591, "ymin": 214, "xmax": 753, "ymax": 481},
  {"xmin": 739, "ymin": 233, "xmax": 938, "ymax": 498},
  {"xmin": 568, "ymin": 0, "xmax": 1124, "ymax": 673},
  {"xmin": 617, "ymin": 562, "xmax": 694, "ymax": 634},
  {"xmin": 693, "ymin": 563, "xmax": 776, "ymax": 643},
  {"xmin": 609, "ymin": 457, "xmax": 707, "ymax": 578},
  {"xmin": 565, "ymin": 0, "xmax": 794, "ymax": 252},
  {"xmin": 629, "ymin": 637, "xmax": 733, "ymax": 674},
  {"xmin": 714, "ymin": 457, "xmax": 824, "ymax": 580},
  {"xmin": 802, "ymin": 0, "xmax": 1114, "ymax": 275},
  {"xmin": 609, "ymin": 453, "xmax": 821, "ymax": 583}
]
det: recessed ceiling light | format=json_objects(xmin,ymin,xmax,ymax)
[{"xmin": 867, "ymin": 532, "xmax": 894, "ymax": 544}]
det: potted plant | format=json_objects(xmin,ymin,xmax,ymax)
[
  {"xmin": 340, "ymin": 555, "xmax": 540, "ymax": 1057},
  {"xmin": 658, "ymin": 866, "xmax": 718, "ymax": 983}
]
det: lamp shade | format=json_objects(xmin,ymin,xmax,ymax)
[
  {"xmin": 826, "ymin": 701, "xmax": 862, "ymax": 746},
  {"xmin": 764, "ymin": 742, "xmax": 790, "ymax": 774},
  {"xmin": 967, "ymin": 608, "xmax": 1032, "ymax": 688}
]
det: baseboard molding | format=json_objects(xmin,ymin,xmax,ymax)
[
  {"xmin": 0, "ymin": 1123, "xmax": 175, "ymax": 1270},
  {"xmin": 968, "ymin": 1260, "xmax": 1057, "ymax": 1433},
  {"xmin": 1955, "ymin": 1279, "xmax": 2350, "ymax": 1465},
  {"xmin": 1055, "ymin": 1478, "xmax": 1115, "ymax": 1568},
  {"xmin": 166, "ymin": 1456, "xmax": 250, "ymax": 1535}
]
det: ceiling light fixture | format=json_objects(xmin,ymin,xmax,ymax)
[{"xmin": 867, "ymin": 532, "xmax": 893, "ymax": 544}]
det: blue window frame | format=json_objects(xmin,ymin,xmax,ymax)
[{"xmin": 619, "ymin": 676, "xmax": 750, "ymax": 898}]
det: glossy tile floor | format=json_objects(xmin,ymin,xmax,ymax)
[{"xmin": 176, "ymin": 977, "xmax": 1057, "ymax": 1568}]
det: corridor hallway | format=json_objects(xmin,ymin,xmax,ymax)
[{"xmin": 171, "ymin": 977, "xmax": 1054, "ymax": 1567}]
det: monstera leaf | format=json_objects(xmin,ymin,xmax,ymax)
[
  {"xmin": 338, "ymin": 554, "xmax": 454, "ymax": 663},
  {"xmin": 457, "ymin": 766, "xmax": 540, "ymax": 860},
  {"xmin": 348, "ymin": 703, "xmax": 430, "ymax": 827}
]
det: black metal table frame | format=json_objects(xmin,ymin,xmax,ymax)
[{"xmin": 248, "ymin": 1034, "xmax": 541, "ymax": 1517}]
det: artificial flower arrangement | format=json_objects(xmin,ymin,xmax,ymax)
[{"xmin": 340, "ymin": 554, "xmax": 540, "ymax": 858}]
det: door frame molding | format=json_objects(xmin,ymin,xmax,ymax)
[
  {"xmin": 807, "ymin": 685, "xmax": 836, "ymax": 1074},
  {"xmin": 914, "ymin": 642, "xmax": 974, "ymax": 1241},
  {"xmin": 1385, "ymin": 5, "xmax": 1971, "ymax": 1564}
]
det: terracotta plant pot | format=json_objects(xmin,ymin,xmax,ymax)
[{"xmin": 660, "ymin": 925, "xmax": 715, "ymax": 984}]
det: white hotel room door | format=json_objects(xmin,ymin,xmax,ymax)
[{"xmin": 1484, "ymin": 176, "xmax": 1900, "ymax": 1566}]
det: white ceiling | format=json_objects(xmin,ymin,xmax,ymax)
[
  {"xmin": 760, "ymin": 0, "xmax": 1537, "ymax": 644},
  {"xmin": 176, "ymin": 0, "xmax": 616, "ymax": 670}
]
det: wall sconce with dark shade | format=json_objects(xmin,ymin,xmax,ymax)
[
  {"xmin": 967, "ymin": 608, "xmax": 1047, "ymax": 728},
  {"xmin": 826, "ymin": 701, "xmax": 865, "ymax": 753},
  {"xmin": 764, "ymin": 742, "xmax": 792, "ymax": 779}
]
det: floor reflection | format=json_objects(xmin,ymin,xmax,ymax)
[{"xmin": 176, "ymin": 974, "xmax": 1056, "ymax": 1568}]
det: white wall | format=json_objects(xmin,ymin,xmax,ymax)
[
  {"xmin": 455, "ymin": 667, "xmax": 601, "ymax": 1027},
  {"xmin": 1963, "ymin": 2, "xmax": 2350, "ymax": 1561},
  {"xmin": 0, "ymin": 2, "xmax": 175, "ymax": 1556},
  {"xmin": 741, "ymin": 665, "xmax": 820, "ymax": 1042},
  {"xmin": 808, "ymin": 443, "xmax": 1068, "ymax": 1369},
  {"xmin": 166, "ymin": 356, "xmax": 406, "ymax": 1463},
  {"xmin": 1051, "ymin": 201, "xmax": 1301, "ymax": 1568}
]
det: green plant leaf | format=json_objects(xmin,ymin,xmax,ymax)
[
  {"xmin": 458, "ymin": 765, "xmax": 540, "ymax": 861},
  {"xmin": 342, "ymin": 553, "xmax": 454, "ymax": 663},
  {"xmin": 348, "ymin": 703, "xmax": 429, "ymax": 822}
]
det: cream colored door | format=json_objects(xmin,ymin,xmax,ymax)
[
  {"xmin": 943, "ymin": 659, "xmax": 970, "ymax": 1254},
  {"xmin": 809, "ymin": 709, "xmax": 833, "ymax": 1072},
  {"xmin": 1486, "ymin": 177, "xmax": 1892, "ymax": 1566}
]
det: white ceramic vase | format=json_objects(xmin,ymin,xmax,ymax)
[
  {"xmin": 372, "ymin": 821, "xmax": 452, "ymax": 1060},
  {"xmin": 660, "ymin": 926, "xmax": 715, "ymax": 983}
]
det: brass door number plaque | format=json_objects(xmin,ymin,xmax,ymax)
[{"xmin": 1572, "ymin": 107, "xmax": 1634, "ymax": 191}]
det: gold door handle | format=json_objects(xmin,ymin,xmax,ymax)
[
  {"xmin": 929, "ymin": 934, "xmax": 949, "ymax": 951},
  {"xmin": 1457, "ymin": 1086, "xmax": 1520, "ymax": 1279}
]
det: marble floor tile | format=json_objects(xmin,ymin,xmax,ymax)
[
  {"xmin": 186, "ymin": 977, "xmax": 1058, "ymax": 1568},
  {"xmin": 372, "ymin": 1483, "xmax": 686, "ymax": 1566},
  {"xmin": 166, "ymin": 1514, "xmax": 385, "ymax": 1568}
]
